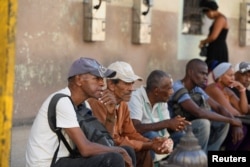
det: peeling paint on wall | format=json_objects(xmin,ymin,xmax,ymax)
[
  {"xmin": 14, "ymin": 0, "xmax": 250, "ymax": 126},
  {"xmin": 15, "ymin": 62, "xmax": 63, "ymax": 90}
]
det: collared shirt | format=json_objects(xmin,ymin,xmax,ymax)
[
  {"xmin": 128, "ymin": 86, "xmax": 170, "ymax": 137},
  {"xmin": 87, "ymin": 98, "xmax": 149, "ymax": 151}
]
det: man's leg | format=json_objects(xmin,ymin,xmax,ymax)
[
  {"xmin": 135, "ymin": 150, "xmax": 153, "ymax": 167},
  {"xmin": 208, "ymin": 121, "xmax": 229, "ymax": 151},
  {"xmin": 169, "ymin": 131, "xmax": 185, "ymax": 148},
  {"xmin": 223, "ymin": 124, "xmax": 246, "ymax": 151},
  {"xmin": 54, "ymin": 152, "xmax": 125, "ymax": 167},
  {"xmin": 191, "ymin": 119, "xmax": 210, "ymax": 152},
  {"xmin": 238, "ymin": 124, "xmax": 250, "ymax": 151},
  {"xmin": 143, "ymin": 131, "xmax": 160, "ymax": 160},
  {"xmin": 121, "ymin": 145, "xmax": 136, "ymax": 167}
]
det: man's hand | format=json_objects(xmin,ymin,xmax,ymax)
[
  {"xmin": 231, "ymin": 126, "xmax": 244, "ymax": 144},
  {"xmin": 167, "ymin": 115, "xmax": 191, "ymax": 131},
  {"xmin": 113, "ymin": 147, "xmax": 133, "ymax": 167},
  {"xmin": 99, "ymin": 89, "xmax": 117, "ymax": 114},
  {"xmin": 230, "ymin": 118, "xmax": 242, "ymax": 127},
  {"xmin": 151, "ymin": 137, "xmax": 173, "ymax": 154},
  {"xmin": 229, "ymin": 118, "xmax": 244, "ymax": 144}
]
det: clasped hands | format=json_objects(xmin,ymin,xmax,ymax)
[
  {"xmin": 151, "ymin": 137, "xmax": 173, "ymax": 154},
  {"xmin": 169, "ymin": 115, "xmax": 191, "ymax": 132}
]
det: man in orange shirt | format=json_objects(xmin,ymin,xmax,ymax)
[{"xmin": 87, "ymin": 61, "xmax": 173, "ymax": 167}]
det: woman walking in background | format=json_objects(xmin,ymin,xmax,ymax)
[{"xmin": 199, "ymin": 0, "xmax": 229, "ymax": 72}]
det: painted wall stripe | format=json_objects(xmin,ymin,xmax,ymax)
[{"xmin": 0, "ymin": 0, "xmax": 17, "ymax": 166}]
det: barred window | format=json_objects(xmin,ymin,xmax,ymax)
[{"xmin": 182, "ymin": 0, "xmax": 203, "ymax": 35}]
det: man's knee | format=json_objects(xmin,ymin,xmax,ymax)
[
  {"xmin": 143, "ymin": 131, "xmax": 160, "ymax": 139},
  {"xmin": 212, "ymin": 121, "xmax": 230, "ymax": 136},
  {"xmin": 192, "ymin": 119, "xmax": 211, "ymax": 135},
  {"xmin": 219, "ymin": 122, "xmax": 230, "ymax": 132},
  {"xmin": 170, "ymin": 131, "xmax": 185, "ymax": 147},
  {"xmin": 105, "ymin": 152, "xmax": 125, "ymax": 166},
  {"xmin": 121, "ymin": 146, "xmax": 136, "ymax": 167},
  {"xmin": 108, "ymin": 152, "xmax": 124, "ymax": 160}
]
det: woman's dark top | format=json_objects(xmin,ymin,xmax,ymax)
[{"xmin": 206, "ymin": 23, "xmax": 229, "ymax": 70}]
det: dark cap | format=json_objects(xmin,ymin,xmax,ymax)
[
  {"xmin": 200, "ymin": 1, "xmax": 218, "ymax": 12},
  {"xmin": 68, "ymin": 57, "xmax": 116, "ymax": 79},
  {"xmin": 234, "ymin": 62, "xmax": 250, "ymax": 73}
]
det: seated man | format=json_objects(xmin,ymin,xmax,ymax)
[
  {"xmin": 167, "ymin": 58, "xmax": 243, "ymax": 152},
  {"xmin": 128, "ymin": 70, "xmax": 190, "ymax": 161},
  {"xmin": 232, "ymin": 61, "xmax": 250, "ymax": 113},
  {"xmin": 26, "ymin": 57, "xmax": 134, "ymax": 167},
  {"xmin": 87, "ymin": 61, "xmax": 173, "ymax": 167},
  {"xmin": 231, "ymin": 61, "xmax": 250, "ymax": 150}
]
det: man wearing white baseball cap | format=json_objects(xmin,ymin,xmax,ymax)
[
  {"xmin": 87, "ymin": 61, "xmax": 173, "ymax": 167},
  {"xmin": 107, "ymin": 61, "xmax": 143, "ymax": 82}
]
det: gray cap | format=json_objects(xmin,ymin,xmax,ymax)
[
  {"xmin": 68, "ymin": 57, "xmax": 116, "ymax": 79},
  {"xmin": 234, "ymin": 62, "xmax": 250, "ymax": 73}
]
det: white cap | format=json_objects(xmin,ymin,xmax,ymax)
[
  {"xmin": 108, "ymin": 61, "xmax": 143, "ymax": 82},
  {"xmin": 212, "ymin": 62, "xmax": 232, "ymax": 80}
]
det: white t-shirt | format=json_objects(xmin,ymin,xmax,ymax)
[
  {"xmin": 128, "ymin": 86, "xmax": 170, "ymax": 137},
  {"xmin": 26, "ymin": 87, "xmax": 79, "ymax": 167}
]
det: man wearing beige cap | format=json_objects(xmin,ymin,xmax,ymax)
[
  {"xmin": 26, "ymin": 57, "xmax": 133, "ymax": 167},
  {"xmin": 87, "ymin": 61, "xmax": 173, "ymax": 167}
]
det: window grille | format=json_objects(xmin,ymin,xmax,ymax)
[{"xmin": 182, "ymin": 0, "xmax": 203, "ymax": 35}]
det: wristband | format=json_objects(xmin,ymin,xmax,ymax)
[{"xmin": 239, "ymin": 88, "xmax": 246, "ymax": 92}]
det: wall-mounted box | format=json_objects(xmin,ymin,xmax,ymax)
[
  {"xmin": 84, "ymin": 0, "xmax": 106, "ymax": 42},
  {"xmin": 239, "ymin": 2, "xmax": 250, "ymax": 46},
  {"xmin": 132, "ymin": 0, "xmax": 152, "ymax": 44}
]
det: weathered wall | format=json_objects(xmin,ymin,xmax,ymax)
[
  {"xmin": 14, "ymin": 0, "xmax": 250, "ymax": 125},
  {"xmin": 14, "ymin": 0, "xmax": 180, "ymax": 124}
]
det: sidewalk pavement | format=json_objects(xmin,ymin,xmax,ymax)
[{"xmin": 11, "ymin": 125, "xmax": 31, "ymax": 167}]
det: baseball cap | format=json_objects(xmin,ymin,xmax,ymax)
[
  {"xmin": 68, "ymin": 57, "xmax": 116, "ymax": 79},
  {"xmin": 212, "ymin": 62, "xmax": 232, "ymax": 80},
  {"xmin": 234, "ymin": 62, "xmax": 250, "ymax": 73},
  {"xmin": 108, "ymin": 61, "xmax": 143, "ymax": 82}
]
